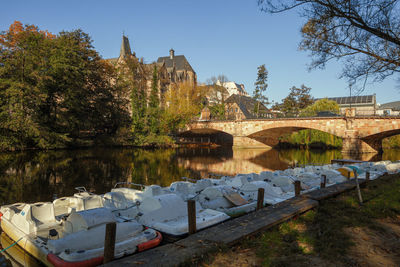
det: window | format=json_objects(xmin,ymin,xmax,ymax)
[{"xmin": 235, "ymin": 108, "xmax": 238, "ymax": 113}]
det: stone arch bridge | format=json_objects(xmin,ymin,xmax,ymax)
[{"xmin": 180, "ymin": 117, "xmax": 400, "ymax": 154}]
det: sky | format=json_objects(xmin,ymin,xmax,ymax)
[{"xmin": 1, "ymin": 0, "xmax": 399, "ymax": 105}]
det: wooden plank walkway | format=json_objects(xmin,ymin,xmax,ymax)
[
  {"xmin": 103, "ymin": 197, "xmax": 318, "ymax": 267},
  {"xmin": 303, "ymin": 179, "xmax": 366, "ymax": 201}
]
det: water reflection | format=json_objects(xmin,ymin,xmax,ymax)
[
  {"xmin": 0, "ymin": 147, "xmax": 400, "ymax": 206},
  {"xmin": 1, "ymin": 147, "xmax": 400, "ymax": 266}
]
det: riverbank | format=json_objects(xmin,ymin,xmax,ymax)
[{"xmin": 202, "ymin": 173, "xmax": 400, "ymax": 267}]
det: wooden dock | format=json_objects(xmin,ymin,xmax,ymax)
[
  {"xmin": 104, "ymin": 197, "xmax": 318, "ymax": 267},
  {"xmin": 103, "ymin": 177, "xmax": 369, "ymax": 267}
]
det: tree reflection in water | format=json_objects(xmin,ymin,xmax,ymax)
[{"xmin": 0, "ymin": 147, "xmax": 399, "ymax": 205}]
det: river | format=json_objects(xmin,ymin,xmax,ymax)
[
  {"xmin": 0, "ymin": 147, "xmax": 399, "ymax": 205},
  {"xmin": 0, "ymin": 147, "xmax": 400, "ymax": 266}
]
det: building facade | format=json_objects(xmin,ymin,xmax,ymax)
[
  {"xmin": 319, "ymin": 95, "xmax": 377, "ymax": 116},
  {"xmin": 107, "ymin": 36, "xmax": 197, "ymax": 97},
  {"xmin": 377, "ymin": 101, "xmax": 400, "ymax": 116}
]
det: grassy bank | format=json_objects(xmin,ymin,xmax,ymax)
[{"xmin": 200, "ymin": 174, "xmax": 400, "ymax": 267}]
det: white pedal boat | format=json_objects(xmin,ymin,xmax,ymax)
[
  {"xmin": 0, "ymin": 200, "xmax": 161, "ymax": 267},
  {"xmin": 107, "ymin": 184, "xmax": 230, "ymax": 237}
]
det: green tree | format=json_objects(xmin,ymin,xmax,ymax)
[
  {"xmin": 253, "ymin": 64, "xmax": 269, "ymax": 117},
  {"xmin": 280, "ymin": 98, "xmax": 342, "ymax": 148},
  {"xmin": 299, "ymin": 98, "xmax": 339, "ymax": 117},
  {"xmin": 279, "ymin": 85, "xmax": 314, "ymax": 117},
  {"xmin": 258, "ymin": 0, "xmax": 400, "ymax": 89},
  {"xmin": 147, "ymin": 65, "xmax": 161, "ymax": 134}
]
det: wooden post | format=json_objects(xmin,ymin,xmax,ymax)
[
  {"xmin": 103, "ymin": 222, "xmax": 116, "ymax": 263},
  {"xmin": 366, "ymin": 171, "xmax": 370, "ymax": 184},
  {"xmin": 354, "ymin": 170, "xmax": 363, "ymax": 204},
  {"xmin": 347, "ymin": 171, "xmax": 351, "ymax": 180},
  {"xmin": 320, "ymin": 175, "xmax": 327, "ymax": 188},
  {"xmin": 187, "ymin": 200, "xmax": 196, "ymax": 235},
  {"xmin": 294, "ymin": 181, "xmax": 301, "ymax": 197},
  {"xmin": 257, "ymin": 188, "xmax": 265, "ymax": 210}
]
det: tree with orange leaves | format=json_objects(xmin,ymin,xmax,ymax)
[{"xmin": 0, "ymin": 21, "xmax": 128, "ymax": 150}]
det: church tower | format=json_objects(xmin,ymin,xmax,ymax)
[{"xmin": 119, "ymin": 35, "xmax": 135, "ymax": 59}]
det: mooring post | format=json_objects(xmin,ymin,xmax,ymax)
[
  {"xmin": 354, "ymin": 170, "xmax": 363, "ymax": 204},
  {"xmin": 187, "ymin": 200, "xmax": 196, "ymax": 234},
  {"xmin": 320, "ymin": 174, "xmax": 327, "ymax": 188},
  {"xmin": 294, "ymin": 180, "xmax": 301, "ymax": 197},
  {"xmin": 366, "ymin": 171, "xmax": 370, "ymax": 184},
  {"xmin": 347, "ymin": 171, "xmax": 351, "ymax": 180},
  {"xmin": 257, "ymin": 188, "xmax": 265, "ymax": 210},
  {"xmin": 104, "ymin": 222, "xmax": 116, "ymax": 263}
]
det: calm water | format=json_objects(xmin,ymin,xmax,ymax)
[
  {"xmin": 0, "ymin": 147, "xmax": 399, "ymax": 205},
  {"xmin": 0, "ymin": 147, "xmax": 400, "ymax": 266}
]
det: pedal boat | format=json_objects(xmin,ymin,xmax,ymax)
[
  {"xmin": 106, "ymin": 183, "xmax": 230, "ymax": 237},
  {"xmin": 0, "ymin": 197, "xmax": 161, "ymax": 267}
]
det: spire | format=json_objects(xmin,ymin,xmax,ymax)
[{"xmin": 120, "ymin": 35, "xmax": 132, "ymax": 58}]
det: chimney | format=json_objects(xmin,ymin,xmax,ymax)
[{"xmin": 169, "ymin": 48, "xmax": 175, "ymax": 59}]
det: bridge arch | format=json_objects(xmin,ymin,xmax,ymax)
[
  {"xmin": 361, "ymin": 129, "xmax": 400, "ymax": 153},
  {"xmin": 247, "ymin": 126, "xmax": 342, "ymax": 148},
  {"xmin": 176, "ymin": 128, "xmax": 234, "ymax": 146}
]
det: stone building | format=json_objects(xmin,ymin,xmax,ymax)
[
  {"xmin": 157, "ymin": 49, "xmax": 197, "ymax": 86},
  {"xmin": 225, "ymin": 94, "xmax": 272, "ymax": 120},
  {"xmin": 107, "ymin": 35, "xmax": 197, "ymax": 99}
]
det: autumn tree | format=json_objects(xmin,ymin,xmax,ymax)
[
  {"xmin": 163, "ymin": 82, "xmax": 205, "ymax": 132},
  {"xmin": 253, "ymin": 64, "xmax": 269, "ymax": 117},
  {"xmin": 0, "ymin": 21, "xmax": 128, "ymax": 150},
  {"xmin": 258, "ymin": 0, "xmax": 400, "ymax": 89}
]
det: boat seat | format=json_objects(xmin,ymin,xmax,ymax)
[{"xmin": 11, "ymin": 202, "xmax": 60, "ymax": 235}]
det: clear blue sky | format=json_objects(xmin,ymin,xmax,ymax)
[{"xmin": 1, "ymin": 0, "xmax": 398, "ymax": 105}]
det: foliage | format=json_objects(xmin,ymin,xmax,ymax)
[
  {"xmin": 258, "ymin": 0, "xmax": 400, "ymax": 89},
  {"xmin": 163, "ymin": 82, "xmax": 206, "ymax": 133},
  {"xmin": 299, "ymin": 98, "xmax": 339, "ymax": 117},
  {"xmin": 253, "ymin": 64, "xmax": 269, "ymax": 117},
  {"xmin": 280, "ymin": 99, "xmax": 341, "ymax": 148},
  {"xmin": 279, "ymin": 129, "xmax": 343, "ymax": 149},
  {"xmin": 383, "ymin": 135, "xmax": 400, "ymax": 149},
  {"xmin": 277, "ymin": 84, "xmax": 314, "ymax": 117},
  {"xmin": 147, "ymin": 65, "xmax": 161, "ymax": 134},
  {"xmin": 0, "ymin": 21, "xmax": 128, "ymax": 150}
]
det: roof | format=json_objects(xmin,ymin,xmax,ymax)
[
  {"xmin": 379, "ymin": 101, "xmax": 400, "ymax": 111},
  {"xmin": 320, "ymin": 95, "xmax": 375, "ymax": 105},
  {"xmin": 226, "ymin": 94, "xmax": 270, "ymax": 119},
  {"xmin": 156, "ymin": 55, "xmax": 195, "ymax": 73}
]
